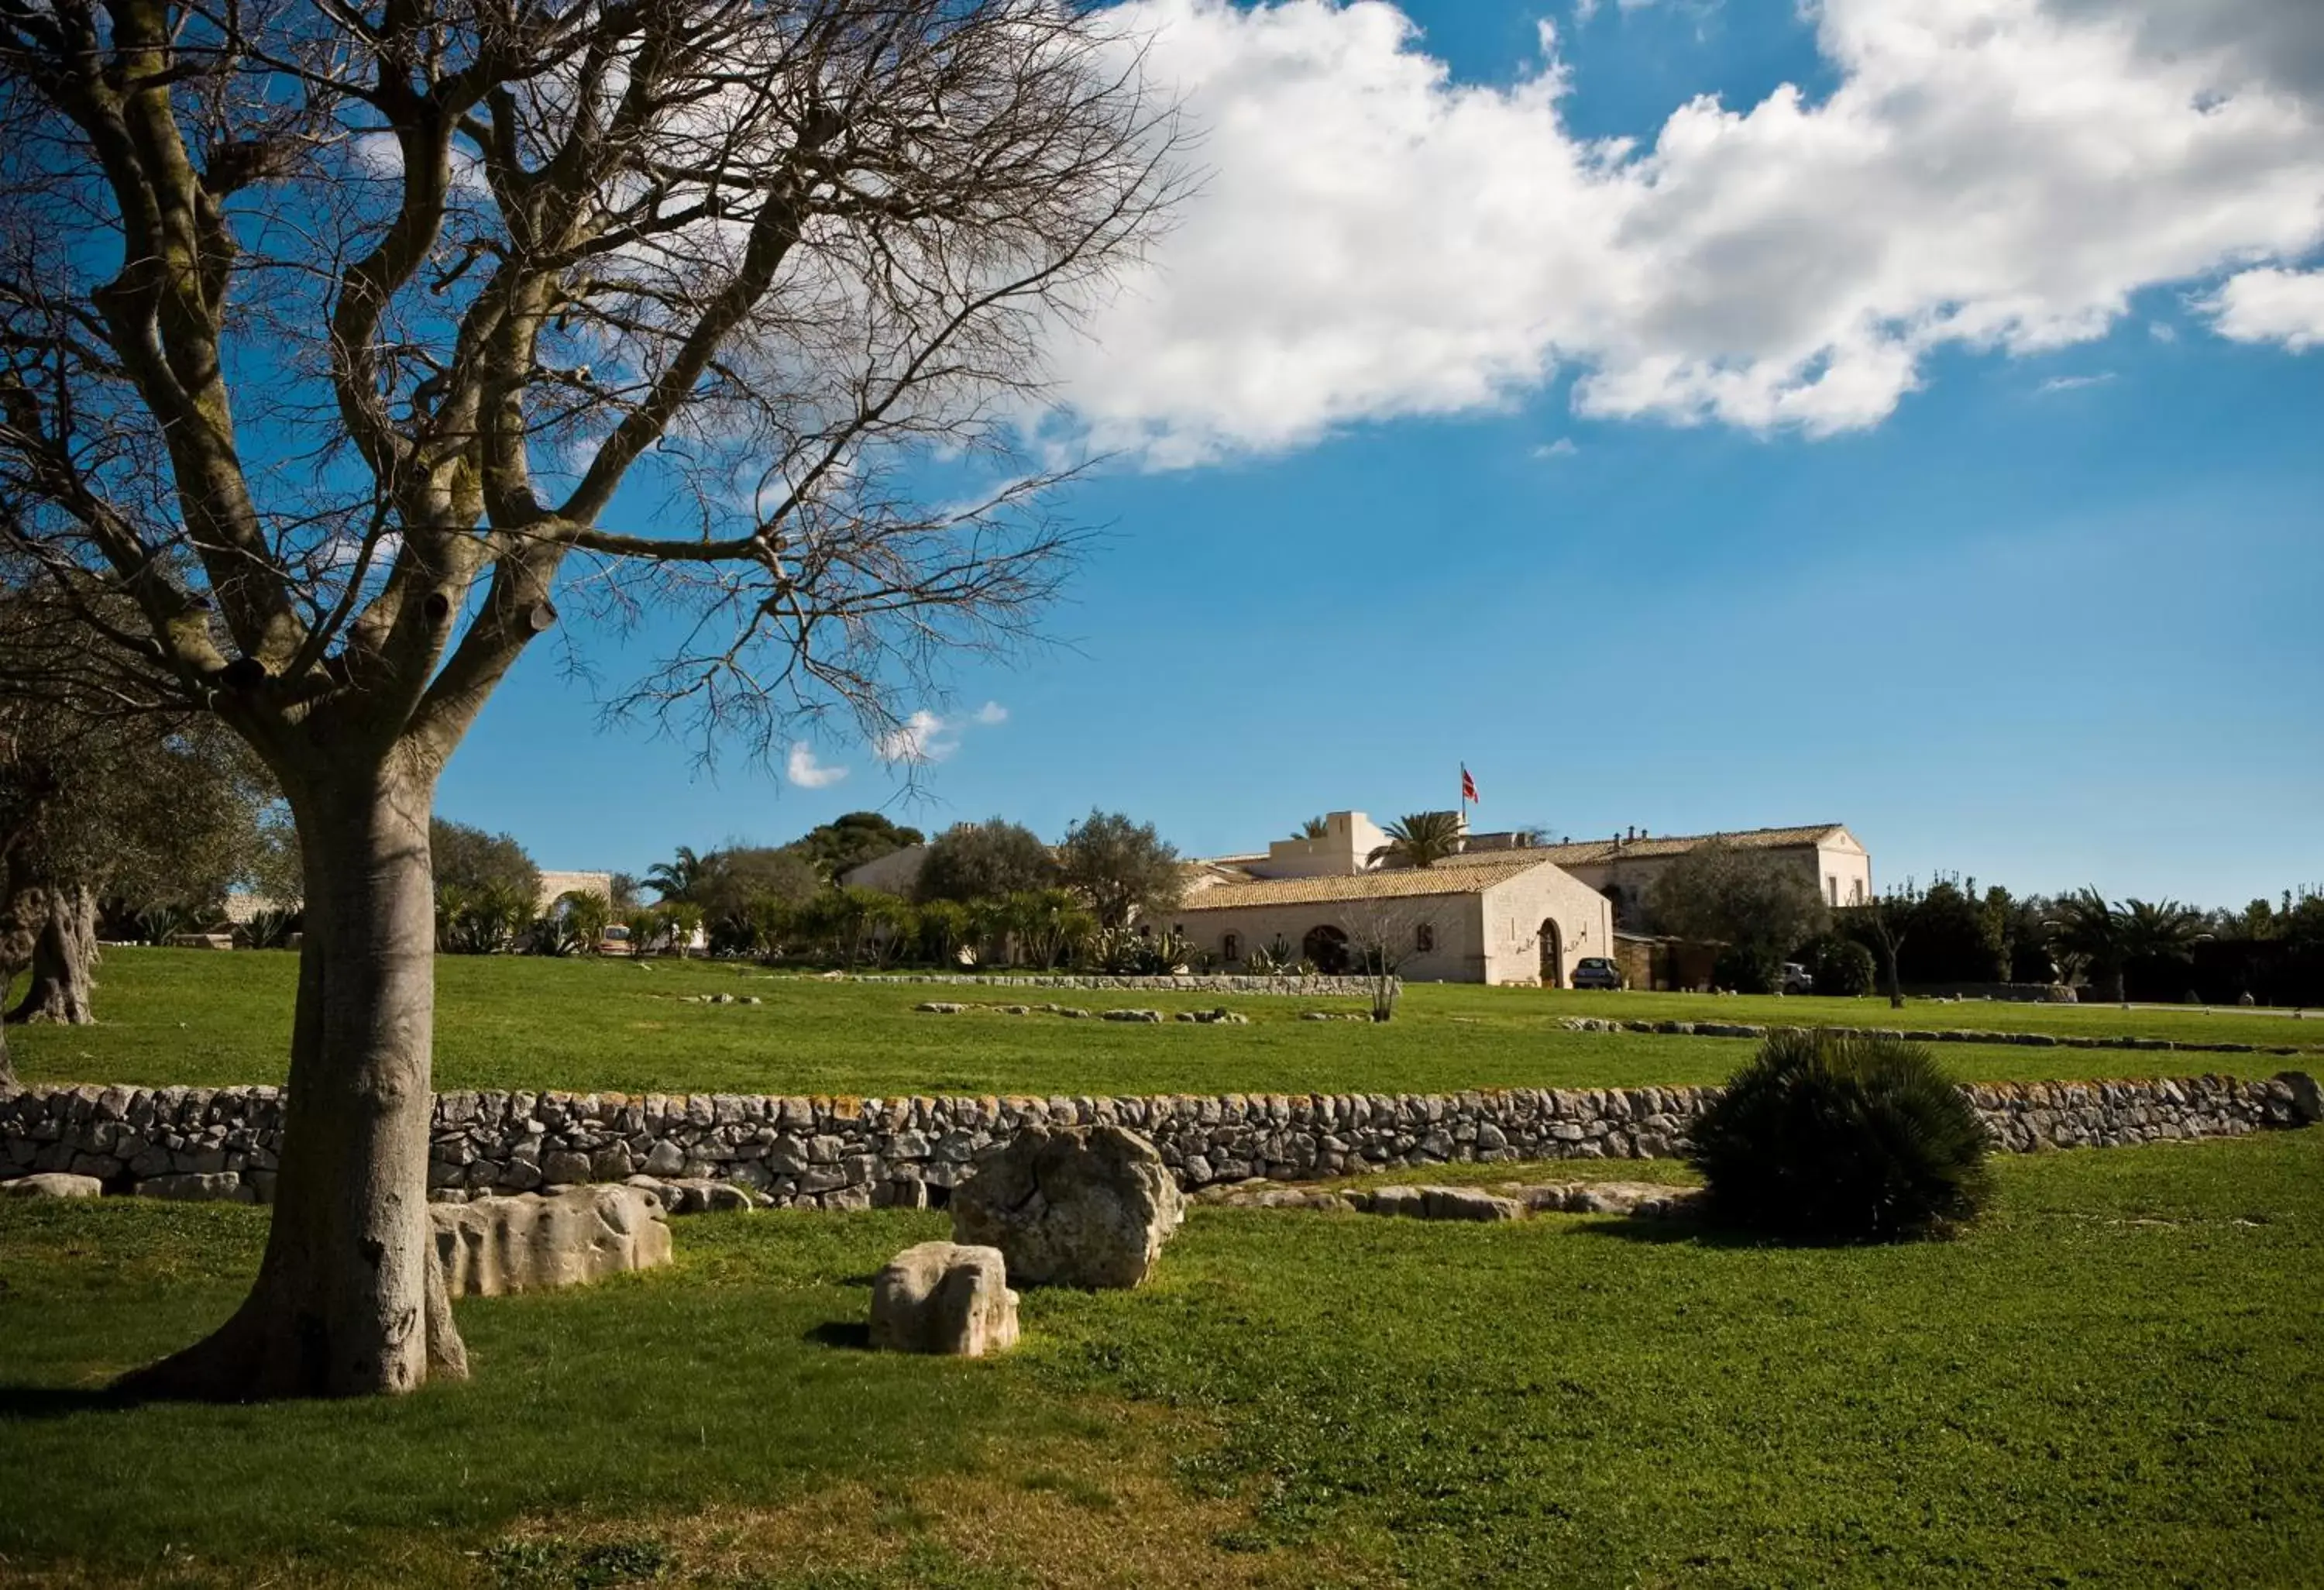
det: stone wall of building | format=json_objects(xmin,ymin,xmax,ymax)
[
  {"xmin": 856, "ymin": 972, "xmax": 1389, "ymax": 997},
  {"xmin": 4, "ymin": 1072, "xmax": 2313, "ymax": 1209}
]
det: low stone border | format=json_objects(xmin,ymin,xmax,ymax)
[
  {"xmin": 4, "ymin": 1072, "xmax": 2312, "ymax": 1210},
  {"xmin": 860, "ymin": 972, "xmax": 1388, "ymax": 997},
  {"xmin": 914, "ymin": 1001, "xmax": 1250, "ymax": 1025},
  {"xmin": 1559, "ymin": 1016, "xmax": 2321, "ymax": 1058},
  {"xmin": 1195, "ymin": 1178, "xmax": 1697, "ymax": 1223}
]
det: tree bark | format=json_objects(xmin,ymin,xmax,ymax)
[
  {"xmin": 117, "ymin": 756, "xmax": 465, "ymax": 1399},
  {"xmin": 6, "ymin": 882, "xmax": 98, "ymax": 1024}
]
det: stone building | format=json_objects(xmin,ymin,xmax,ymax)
[
  {"xmin": 1176, "ymin": 812, "xmax": 1872, "ymax": 986},
  {"xmin": 1502, "ymin": 824, "xmax": 1873, "ymax": 929},
  {"xmin": 1170, "ymin": 853, "xmax": 1615, "ymax": 986}
]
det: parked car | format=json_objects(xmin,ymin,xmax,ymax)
[
  {"xmin": 1781, "ymin": 962, "xmax": 1815, "ymax": 995},
  {"xmin": 1570, "ymin": 956, "xmax": 1624, "ymax": 990}
]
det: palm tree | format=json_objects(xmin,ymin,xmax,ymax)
[
  {"xmin": 2117, "ymin": 897, "xmax": 2206, "ymax": 1000},
  {"xmin": 1295, "ymin": 816, "xmax": 1330, "ymax": 840},
  {"xmin": 645, "ymin": 845, "xmax": 708, "ymax": 903},
  {"xmin": 1370, "ymin": 811, "xmax": 1466, "ymax": 869},
  {"xmin": 2051, "ymin": 888, "xmax": 2124, "ymax": 1001},
  {"xmin": 2054, "ymin": 890, "xmax": 2208, "ymax": 1003}
]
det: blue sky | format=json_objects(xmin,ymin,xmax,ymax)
[{"xmin": 438, "ymin": 0, "xmax": 2324, "ymax": 908}]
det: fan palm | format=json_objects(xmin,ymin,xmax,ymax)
[
  {"xmin": 645, "ymin": 845, "xmax": 708, "ymax": 903},
  {"xmin": 1370, "ymin": 811, "xmax": 1466, "ymax": 869},
  {"xmin": 2051, "ymin": 887, "xmax": 2123, "ymax": 1000}
]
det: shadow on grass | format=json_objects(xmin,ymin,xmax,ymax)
[
  {"xmin": 1566, "ymin": 1215, "xmax": 1936, "ymax": 1251},
  {"xmin": 0, "ymin": 1384, "xmax": 142, "ymax": 1420},
  {"xmin": 804, "ymin": 1320, "xmax": 871, "ymax": 1351}
]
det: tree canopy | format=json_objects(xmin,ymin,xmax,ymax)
[
  {"xmin": 914, "ymin": 819, "xmax": 1057, "ymax": 904},
  {"xmin": 429, "ymin": 820, "xmax": 541, "ymax": 904},
  {"xmin": 1647, "ymin": 840, "xmax": 1829, "ymax": 986},
  {"xmin": 1057, "ymin": 808, "xmax": 1181, "ymax": 928},
  {"xmin": 786, "ymin": 810, "xmax": 924, "ymax": 882}
]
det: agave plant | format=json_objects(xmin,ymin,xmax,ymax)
[{"xmin": 241, "ymin": 907, "xmax": 301, "ymax": 951}]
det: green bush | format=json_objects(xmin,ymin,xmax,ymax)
[
  {"xmin": 1686, "ymin": 1029, "xmax": 1994, "ymax": 1242},
  {"xmin": 1799, "ymin": 934, "xmax": 1877, "ymax": 996},
  {"xmin": 1713, "ymin": 943, "xmax": 1781, "ymax": 994}
]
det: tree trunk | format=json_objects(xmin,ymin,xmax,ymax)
[
  {"xmin": 6, "ymin": 882, "xmax": 98, "ymax": 1025},
  {"xmin": 0, "ymin": 1020, "xmax": 15, "ymax": 1096},
  {"xmin": 118, "ymin": 758, "xmax": 465, "ymax": 1400}
]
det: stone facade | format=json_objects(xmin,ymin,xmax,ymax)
[{"xmin": 3, "ymin": 1072, "xmax": 2312, "ymax": 1209}]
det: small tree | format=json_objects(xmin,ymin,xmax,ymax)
[
  {"xmin": 1057, "ymin": 809, "xmax": 1183, "ymax": 928},
  {"xmin": 1841, "ymin": 891, "xmax": 1913, "ymax": 1010},
  {"xmin": 1649, "ymin": 839, "xmax": 1829, "ymax": 992},
  {"xmin": 1337, "ymin": 897, "xmax": 1437, "ymax": 1021},
  {"xmin": 2, "ymin": 684, "xmax": 273, "ymax": 1024},
  {"xmin": 431, "ymin": 820, "xmax": 541, "ymax": 908},
  {"xmin": 914, "ymin": 820, "xmax": 1058, "ymax": 904}
]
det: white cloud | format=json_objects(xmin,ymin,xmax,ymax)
[
  {"xmin": 2202, "ymin": 267, "xmax": 2324, "ymax": 350},
  {"xmin": 1056, "ymin": 0, "xmax": 2324, "ymax": 460},
  {"xmin": 870, "ymin": 701, "xmax": 1009, "ymax": 764},
  {"xmin": 875, "ymin": 709, "xmax": 957, "ymax": 765},
  {"xmin": 2035, "ymin": 372, "xmax": 2115, "ymax": 393},
  {"xmin": 785, "ymin": 744, "xmax": 850, "ymax": 789},
  {"xmin": 1532, "ymin": 437, "xmax": 1580, "ymax": 457}
]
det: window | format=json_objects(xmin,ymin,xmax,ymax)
[
  {"xmin": 1222, "ymin": 932, "xmax": 1241, "ymax": 962},
  {"xmin": 1850, "ymin": 878, "xmax": 1865, "ymax": 905},
  {"xmin": 1827, "ymin": 875, "xmax": 1839, "ymax": 906},
  {"xmin": 1415, "ymin": 924, "xmax": 1435, "ymax": 953}
]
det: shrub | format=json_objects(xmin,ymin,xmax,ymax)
[
  {"xmin": 1712, "ymin": 943, "xmax": 1781, "ymax": 995},
  {"xmin": 1686, "ymin": 1029, "xmax": 1993, "ymax": 1242},
  {"xmin": 1799, "ymin": 934, "xmax": 1877, "ymax": 996}
]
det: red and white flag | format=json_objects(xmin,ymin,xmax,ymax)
[{"xmin": 1460, "ymin": 765, "xmax": 1479, "ymax": 804}]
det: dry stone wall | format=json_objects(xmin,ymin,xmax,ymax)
[{"xmin": 3, "ymin": 1072, "xmax": 2314, "ymax": 1208}]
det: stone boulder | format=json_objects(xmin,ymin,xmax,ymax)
[
  {"xmin": 868, "ymin": 1242, "xmax": 1019, "ymax": 1357},
  {"xmin": 951, "ymin": 1124, "xmax": 1184, "ymax": 1289},
  {"xmin": 2277, "ymin": 1071, "xmax": 2322, "ymax": 1126},
  {"xmin": 430, "ymin": 1185, "xmax": 672, "ymax": 1299},
  {"xmin": 2, "ymin": 1172, "xmax": 105, "ymax": 1199}
]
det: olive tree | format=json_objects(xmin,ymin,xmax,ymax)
[
  {"xmin": 0, "ymin": 0, "xmax": 1176, "ymax": 1399},
  {"xmin": 1056, "ymin": 807, "xmax": 1179, "ymax": 928},
  {"xmin": 2, "ymin": 601, "xmax": 275, "ymax": 1026}
]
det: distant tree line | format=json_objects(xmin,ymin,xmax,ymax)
[
  {"xmin": 1638, "ymin": 840, "xmax": 2324, "ymax": 1006},
  {"xmin": 621, "ymin": 807, "xmax": 1188, "ymax": 973}
]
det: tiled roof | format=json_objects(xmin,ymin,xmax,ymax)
[
  {"xmin": 1526, "ymin": 824, "xmax": 1848, "ymax": 866},
  {"xmin": 1172, "ymin": 855, "xmax": 1561, "ymax": 910}
]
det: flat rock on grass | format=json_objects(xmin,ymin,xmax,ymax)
[
  {"xmin": 431, "ymin": 1185, "xmax": 672, "ymax": 1299},
  {"xmin": 869, "ymin": 1241, "xmax": 1019, "ymax": 1358},
  {"xmin": 2, "ymin": 1172, "xmax": 105, "ymax": 1199}
]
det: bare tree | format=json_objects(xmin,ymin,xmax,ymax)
[
  {"xmin": 1336, "ymin": 896, "xmax": 1439, "ymax": 1022},
  {"xmin": 0, "ymin": 1, "xmax": 1177, "ymax": 1399}
]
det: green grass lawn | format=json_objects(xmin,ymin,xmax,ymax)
[
  {"xmin": 2, "ymin": 1131, "xmax": 2318, "ymax": 1587},
  {"xmin": 9, "ymin": 950, "xmax": 2319, "ymax": 1100}
]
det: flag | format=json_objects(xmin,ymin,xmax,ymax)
[{"xmin": 1461, "ymin": 765, "xmax": 1479, "ymax": 804}]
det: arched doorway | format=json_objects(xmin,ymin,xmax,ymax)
[
  {"xmin": 1539, "ymin": 919, "xmax": 1565, "ymax": 987},
  {"xmin": 1301, "ymin": 924, "xmax": 1350, "ymax": 974}
]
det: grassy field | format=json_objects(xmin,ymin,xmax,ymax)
[
  {"xmin": 1, "ymin": 1131, "xmax": 2317, "ymax": 1587},
  {"xmin": 10, "ymin": 949, "xmax": 2318, "ymax": 1100}
]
